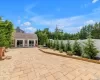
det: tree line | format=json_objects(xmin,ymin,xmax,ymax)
[{"xmin": 35, "ymin": 22, "xmax": 100, "ymax": 45}]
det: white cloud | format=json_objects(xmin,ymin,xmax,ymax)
[
  {"xmin": 85, "ymin": 20, "xmax": 95, "ymax": 25},
  {"xmin": 25, "ymin": 27, "xmax": 37, "ymax": 33},
  {"xmin": 30, "ymin": 15, "xmax": 84, "ymax": 29},
  {"xmin": 24, "ymin": 3, "xmax": 100, "ymax": 33},
  {"xmin": 21, "ymin": 22, "xmax": 31, "ymax": 26},
  {"xmin": 29, "ymin": 7, "xmax": 100, "ymax": 33},
  {"xmin": 92, "ymin": 0, "xmax": 99, "ymax": 3},
  {"xmin": 20, "ymin": 21, "xmax": 37, "ymax": 33}
]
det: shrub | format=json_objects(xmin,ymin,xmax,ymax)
[
  {"xmin": 82, "ymin": 37, "xmax": 99, "ymax": 59},
  {"xmin": 46, "ymin": 39, "xmax": 49, "ymax": 47},
  {"xmin": 48, "ymin": 40, "xmax": 50, "ymax": 48},
  {"xmin": 56, "ymin": 40, "xmax": 59, "ymax": 50},
  {"xmin": 50, "ymin": 40, "xmax": 53, "ymax": 48},
  {"xmin": 53, "ymin": 40, "xmax": 56, "ymax": 49},
  {"xmin": 67, "ymin": 51, "xmax": 73, "ymax": 56},
  {"xmin": 67, "ymin": 40, "xmax": 72, "ymax": 51},
  {"xmin": 64, "ymin": 44, "xmax": 67, "ymax": 52},
  {"xmin": 72, "ymin": 40, "xmax": 82, "ymax": 56},
  {"xmin": 60, "ymin": 40, "xmax": 64, "ymax": 51},
  {"xmin": 59, "ymin": 49, "xmax": 63, "ymax": 53}
]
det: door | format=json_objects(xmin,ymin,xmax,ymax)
[
  {"xmin": 17, "ymin": 40, "xmax": 23, "ymax": 47},
  {"xmin": 29, "ymin": 40, "xmax": 34, "ymax": 47}
]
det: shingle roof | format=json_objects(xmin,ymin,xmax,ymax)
[{"xmin": 14, "ymin": 33, "xmax": 38, "ymax": 39}]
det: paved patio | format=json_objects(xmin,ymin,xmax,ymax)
[{"xmin": 0, "ymin": 48, "xmax": 100, "ymax": 80}]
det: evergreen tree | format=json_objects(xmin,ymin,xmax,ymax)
[
  {"xmin": 56, "ymin": 40, "xmax": 59, "ymax": 50},
  {"xmin": 83, "ymin": 35, "xmax": 99, "ymax": 59},
  {"xmin": 48, "ymin": 40, "xmax": 50, "ymax": 48},
  {"xmin": 53, "ymin": 40, "xmax": 56, "ymax": 49},
  {"xmin": 60, "ymin": 40, "xmax": 64, "ymax": 51},
  {"xmin": 67, "ymin": 40, "xmax": 71, "ymax": 51},
  {"xmin": 72, "ymin": 40, "xmax": 82, "ymax": 56},
  {"xmin": 50, "ymin": 40, "xmax": 53, "ymax": 48},
  {"xmin": 46, "ymin": 39, "xmax": 49, "ymax": 47},
  {"xmin": 64, "ymin": 43, "xmax": 67, "ymax": 52}
]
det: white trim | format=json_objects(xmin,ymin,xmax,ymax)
[
  {"xmin": 15, "ymin": 39, "xmax": 24, "ymax": 47},
  {"xmin": 15, "ymin": 39, "xmax": 38, "ymax": 47}
]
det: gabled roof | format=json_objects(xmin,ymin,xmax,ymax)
[
  {"xmin": 15, "ymin": 27, "xmax": 25, "ymax": 33},
  {"xmin": 14, "ymin": 33, "xmax": 38, "ymax": 39}
]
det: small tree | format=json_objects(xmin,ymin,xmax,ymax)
[
  {"xmin": 50, "ymin": 40, "xmax": 53, "ymax": 48},
  {"xmin": 83, "ymin": 35, "xmax": 99, "ymax": 59},
  {"xmin": 53, "ymin": 40, "xmax": 56, "ymax": 49},
  {"xmin": 60, "ymin": 40, "xmax": 64, "ymax": 51},
  {"xmin": 46, "ymin": 39, "xmax": 49, "ymax": 47},
  {"xmin": 72, "ymin": 40, "xmax": 82, "ymax": 56},
  {"xmin": 64, "ymin": 43, "xmax": 67, "ymax": 52},
  {"xmin": 67, "ymin": 40, "xmax": 71, "ymax": 51},
  {"xmin": 48, "ymin": 40, "xmax": 51, "ymax": 48},
  {"xmin": 56, "ymin": 40, "xmax": 59, "ymax": 50}
]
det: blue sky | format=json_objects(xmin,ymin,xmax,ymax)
[{"xmin": 0, "ymin": 0, "xmax": 100, "ymax": 33}]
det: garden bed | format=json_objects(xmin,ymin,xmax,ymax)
[{"xmin": 39, "ymin": 48, "xmax": 100, "ymax": 64}]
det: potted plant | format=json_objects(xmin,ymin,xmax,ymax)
[
  {"xmin": 0, "ymin": 46, "xmax": 5, "ymax": 59},
  {"xmin": 0, "ymin": 37, "xmax": 7, "ymax": 59}
]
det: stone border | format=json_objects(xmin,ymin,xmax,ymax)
[{"xmin": 39, "ymin": 48, "xmax": 100, "ymax": 64}]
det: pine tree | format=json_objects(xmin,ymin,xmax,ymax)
[
  {"xmin": 56, "ymin": 40, "xmax": 59, "ymax": 50},
  {"xmin": 64, "ymin": 43, "xmax": 67, "ymax": 52},
  {"xmin": 51, "ymin": 40, "xmax": 53, "ymax": 48},
  {"xmin": 60, "ymin": 40, "xmax": 64, "ymax": 51},
  {"xmin": 50, "ymin": 40, "xmax": 53, "ymax": 48},
  {"xmin": 46, "ymin": 39, "xmax": 49, "ymax": 47},
  {"xmin": 83, "ymin": 35, "xmax": 99, "ymax": 59},
  {"xmin": 72, "ymin": 40, "xmax": 82, "ymax": 56},
  {"xmin": 67, "ymin": 40, "xmax": 71, "ymax": 51},
  {"xmin": 48, "ymin": 40, "xmax": 50, "ymax": 48},
  {"xmin": 53, "ymin": 40, "xmax": 56, "ymax": 49}
]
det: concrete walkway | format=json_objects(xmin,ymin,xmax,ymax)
[{"xmin": 0, "ymin": 48, "xmax": 100, "ymax": 80}]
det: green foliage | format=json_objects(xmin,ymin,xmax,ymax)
[
  {"xmin": 64, "ymin": 44, "xmax": 67, "ymax": 52},
  {"xmin": 56, "ymin": 40, "xmax": 59, "ymax": 50},
  {"xmin": 48, "ymin": 40, "xmax": 51, "ymax": 48},
  {"xmin": 53, "ymin": 40, "xmax": 56, "ymax": 49},
  {"xmin": 67, "ymin": 40, "xmax": 72, "ymax": 51},
  {"xmin": 72, "ymin": 40, "xmax": 82, "ymax": 56},
  {"xmin": 50, "ymin": 40, "xmax": 53, "ymax": 48},
  {"xmin": 35, "ymin": 22, "xmax": 100, "ymax": 41},
  {"xmin": 82, "ymin": 37, "xmax": 99, "ymax": 59},
  {"xmin": 67, "ymin": 51, "xmax": 73, "ymax": 56},
  {"xmin": 59, "ymin": 49, "xmax": 63, "ymax": 53},
  {"xmin": 60, "ymin": 40, "xmax": 64, "ymax": 51},
  {"xmin": 46, "ymin": 40, "xmax": 50, "ymax": 48},
  {"xmin": 46, "ymin": 39, "xmax": 49, "ymax": 47},
  {"xmin": 0, "ymin": 18, "xmax": 14, "ymax": 47},
  {"xmin": 35, "ymin": 29, "xmax": 48, "ymax": 45}
]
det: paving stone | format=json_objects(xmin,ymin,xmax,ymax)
[{"xmin": 0, "ymin": 48, "xmax": 100, "ymax": 80}]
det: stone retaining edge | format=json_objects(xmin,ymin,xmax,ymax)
[{"xmin": 39, "ymin": 48, "xmax": 100, "ymax": 64}]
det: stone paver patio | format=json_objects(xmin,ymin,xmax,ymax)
[{"xmin": 0, "ymin": 48, "xmax": 100, "ymax": 80}]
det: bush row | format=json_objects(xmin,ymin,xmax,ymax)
[{"xmin": 46, "ymin": 38, "xmax": 99, "ymax": 59}]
